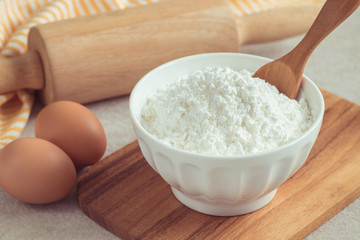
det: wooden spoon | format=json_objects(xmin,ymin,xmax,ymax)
[{"xmin": 253, "ymin": 0, "xmax": 360, "ymax": 99}]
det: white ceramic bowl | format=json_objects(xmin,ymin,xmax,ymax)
[{"xmin": 129, "ymin": 53, "xmax": 325, "ymax": 216}]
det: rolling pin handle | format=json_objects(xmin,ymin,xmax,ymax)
[{"xmin": 0, "ymin": 51, "xmax": 44, "ymax": 94}]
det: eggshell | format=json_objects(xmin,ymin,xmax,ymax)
[
  {"xmin": 35, "ymin": 101, "xmax": 107, "ymax": 168},
  {"xmin": 0, "ymin": 138, "xmax": 76, "ymax": 204}
]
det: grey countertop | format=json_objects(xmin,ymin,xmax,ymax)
[{"xmin": 1, "ymin": 8, "xmax": 359, "ymax": 240}]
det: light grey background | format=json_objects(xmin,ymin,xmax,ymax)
[{"xmin": 1, "ymin": 8, "xmax": 359, "ymax": 240}]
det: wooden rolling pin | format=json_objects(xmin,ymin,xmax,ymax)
[{"xmin": 0, "ymin": 0, "xmax": 323, "ymax": 105}]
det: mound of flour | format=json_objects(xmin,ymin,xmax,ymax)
[{"xmin": 141, "ymin": 67, "xmax": 313, "ymax": 155}]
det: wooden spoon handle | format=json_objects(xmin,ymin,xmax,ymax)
[{"xmin": 291, "ymin": 0, "xmax": 360, "ymax": 63}]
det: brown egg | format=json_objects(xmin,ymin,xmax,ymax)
[
  {"xmin": 0, "ymin": 138, "xmax": 76, "ymax": 204},
  {"xmin": 35, "ymin": 101, "xmax": 107, "ymax": 168}
]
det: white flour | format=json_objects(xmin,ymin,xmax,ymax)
[{"xmin": 141, "ymin": 67, "xmax": 313, "ymax": 155}]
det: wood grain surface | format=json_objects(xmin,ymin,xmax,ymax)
[{"xmin": 77, "ymin": 90, "xmax": 360, "ymax": 240}]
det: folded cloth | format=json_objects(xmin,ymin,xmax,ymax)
[{"xmin": 0, "ymin": 0, "xmax": 321, "ymax": 148}]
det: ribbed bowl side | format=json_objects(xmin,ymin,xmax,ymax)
[
  {"xmin": 137, "ymin": 136, "xmax": 157, "ymax": 172},
  {"xmin": 154, "ymin": 152, "xmax": 178, "ymax": 188},
  {"xmin": 239, "ymin": 165, "xmax": 274, "ymax": 201},
  {"xmin": 206, "ymin": 167, "xmax": 240, "ymax": 201}
]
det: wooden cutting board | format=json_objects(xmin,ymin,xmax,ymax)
[{"xmin": 77, "ymin": 90, "xmax": 360, "ymax": 240}]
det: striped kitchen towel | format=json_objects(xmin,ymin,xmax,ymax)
[{"xmin": 0, "ymin": 0, "xmax": 322, "ymax": 148}]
